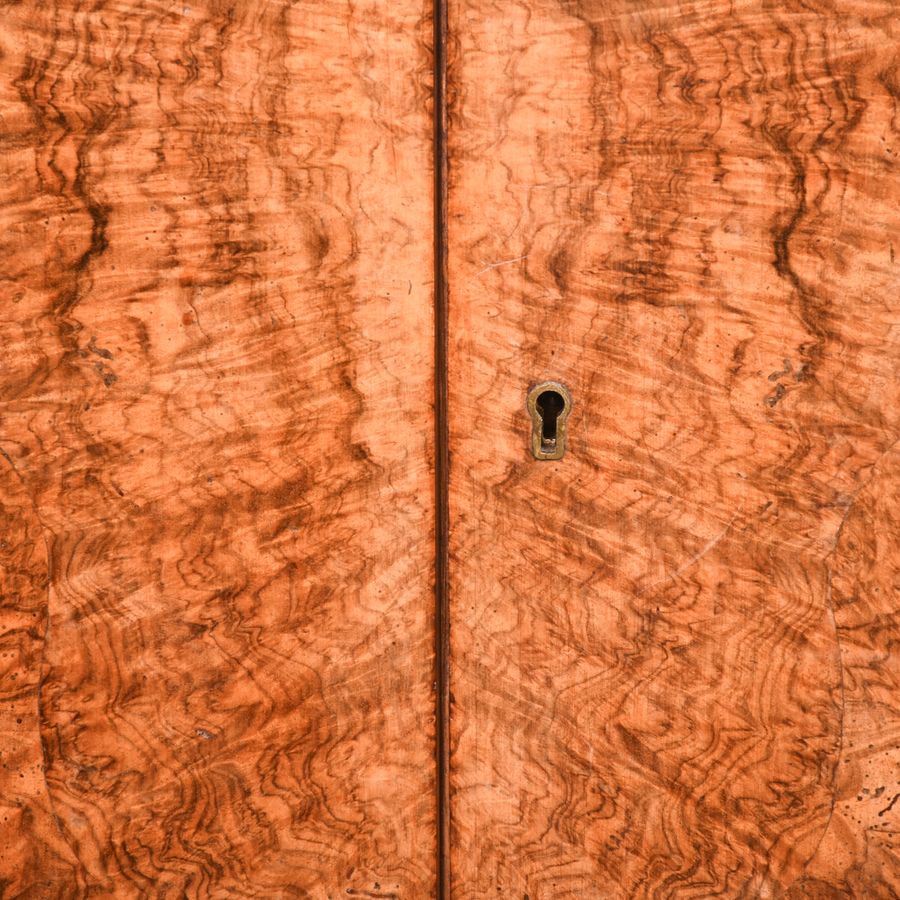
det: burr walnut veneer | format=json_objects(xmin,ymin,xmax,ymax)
[
  {"xmin": 446, "ymin": 1, "xmax": 900, "ymax": 897},
  {"xmin": 0, "ymin": 0, "xmax": 898, "ymax": 897},
  {"xmin": 0, "ymin": 1, "xmax": 437, "ymax": 895}
]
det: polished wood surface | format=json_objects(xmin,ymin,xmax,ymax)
[
  {"xmin": 3, "ymin": 0, "xmax": 899, "ymax": 895},
  {"xmin": 0, "ymin": 1, "xmax": 437, "ymax": 895},
  {"xmin": 446, "ymin": 0, "xmax": 900, "ymax": 896}
]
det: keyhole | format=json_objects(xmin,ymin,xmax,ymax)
[
  {"xmin": 526, "ymin": 381, "xmax": 572, "ymax": 460},
  {"xmin": 537, "ymin": 390, "xmax": 564, "ymax": 446}
]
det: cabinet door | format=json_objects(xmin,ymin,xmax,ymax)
[
  {"xmin": 446, "ymin": 1, "xmax": 900, "ymax": 896},
  {"xmin": 0, "ymin": 2, "xmax": 437, "ymax": 895}
]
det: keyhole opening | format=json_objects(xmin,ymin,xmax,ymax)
[{"xmin": 537, "ymin": 389, "xmax": 565, "ymax": 446}]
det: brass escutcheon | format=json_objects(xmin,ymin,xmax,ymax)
[{"xmin": 526, "ymin": 381, "xmax": 572, "ymax": 460}]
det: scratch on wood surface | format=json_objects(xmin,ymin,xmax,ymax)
[{"xmin": 473, "ymin": 254, "xmax": 528, "ymax": 277}]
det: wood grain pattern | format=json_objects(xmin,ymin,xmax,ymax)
[
  {"xmin": 0, "ymin": 1, "xmax": 437, "ymax": 895},
  {"xmin": 446, "ymin": 0, "xmax": 900, "ymax": 896}
]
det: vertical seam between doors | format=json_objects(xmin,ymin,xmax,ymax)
[{"xmin": 433, "ymin": 0, "xmax": 450, "ymax": 894}]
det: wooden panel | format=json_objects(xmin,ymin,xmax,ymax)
[
  {"xmin": 446, "ymin": 0, "xmax": 899, "ymax": 896},
  {"xmin": 0, "ymin": 1, "xmax": 436, "ymax": 895}
]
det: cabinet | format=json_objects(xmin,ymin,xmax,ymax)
[{"xmin": 0, "ymin": 1, "xmax": 897, "ymax": 897}]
